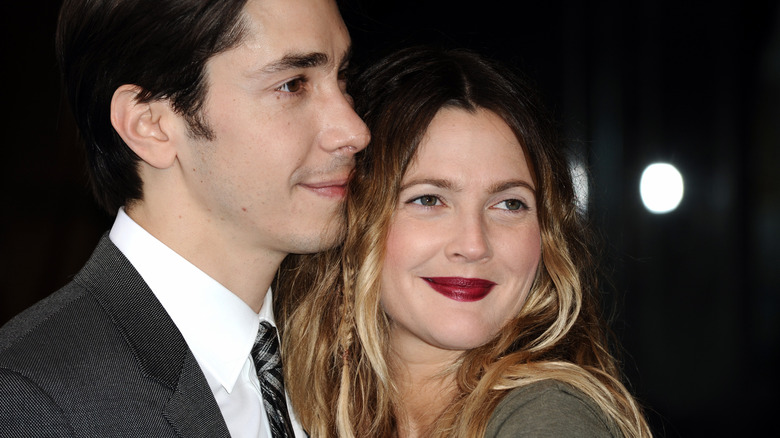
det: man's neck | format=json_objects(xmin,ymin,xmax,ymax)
[{"xmin": 125, "ymin": 203, "xmax": 285, "ymax": 313}]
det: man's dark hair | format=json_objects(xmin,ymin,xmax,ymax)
[{"xmin": 56, "ymin": 0, "xmax": 250, "ymax": 214}]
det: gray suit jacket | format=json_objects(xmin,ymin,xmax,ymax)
[{"xmin": 0, "ymin": 234, "xmax": 231, "ymax": 437}]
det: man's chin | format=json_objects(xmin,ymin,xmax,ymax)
[{"xmin": 288, "ymin": 215, "xmax": 346, "ymax": 255}]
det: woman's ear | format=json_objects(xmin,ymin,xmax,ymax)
[{"xmin": 110, "ymin": 84, "xmax": 177, "ymax": 169}]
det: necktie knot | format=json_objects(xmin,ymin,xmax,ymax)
[{"xmin": 253, "ymin": 321, "xmax": 282, "ymax": 374}]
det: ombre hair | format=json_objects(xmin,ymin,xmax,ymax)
[{"xmin": 276, "ymin": 46, "xmax": 651, "ymax": 437}]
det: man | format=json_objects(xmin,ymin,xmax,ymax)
[{"xmin": 0, "ymin": 0, "xmax": 369, "ymax": 436}]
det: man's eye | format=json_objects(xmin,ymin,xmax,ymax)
[
  {"xmin": 278, "ymin": 78, "xmax": 304, "ymax": 93},
  {"xmin": 410, "ymin": 195, "xmax": 440, "ymax": 207}
]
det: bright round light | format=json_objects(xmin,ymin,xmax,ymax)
[{"xmin": 640, "ymin": 163, "xmax": 684, "ymax": 214}]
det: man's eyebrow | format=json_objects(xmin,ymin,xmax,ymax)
[
  {"xmin": 256, "ymin": 46, "xmax": 353, "ymax": 75},
  {"xmin": 258, "ymin": 52, "xmax": 330, "ymax": 74}
]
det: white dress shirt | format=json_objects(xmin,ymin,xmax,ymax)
[{"xmin": 110, "ymin": 208, "xmax": 306, "ymax": 438}]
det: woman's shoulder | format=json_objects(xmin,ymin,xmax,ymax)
[{"xmin": 484, "ymin": 379, "xmax": 621, "ymax": 438}]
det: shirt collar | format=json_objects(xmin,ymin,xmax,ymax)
[{"xmin": 109, "ymin": 208, "xmax": 274, "ymax": 393}]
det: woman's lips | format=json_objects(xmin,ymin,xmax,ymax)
[{"xmin": 423, "ymin": 277, "xmax": 496, "ymax": 302}]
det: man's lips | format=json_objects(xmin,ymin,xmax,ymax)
[
  {"xmin": 423, "ymin": 277, "xmax": 497, "ymax": 302},
  {"xmin": 300, "ymin": 179, "xmax": 348, "ymax": 198}
]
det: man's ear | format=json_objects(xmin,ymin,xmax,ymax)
[{"xmin": 110, "ymin": 84, "xmax": 177, "ymax": 169}]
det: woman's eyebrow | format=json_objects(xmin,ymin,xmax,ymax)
[
  {"xmin": 489, "ymin": 180, "xmax": 536, "ymax": 196},
  {"xmin": 399, "ymin": 178, "xmax": 456, "ymax": 192},
  {"xmin": 400, "ymin": 178, "xmax": 535, "ymax": 196}
]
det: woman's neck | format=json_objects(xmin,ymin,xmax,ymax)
[
  {"xmin": 395, "ymin": 371, "xmax": 456, "ymax": 437},
  {"xmin": 389, "ymin": 334, "xmax": 462, "ymax": 438}
]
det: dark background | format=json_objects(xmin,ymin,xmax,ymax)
[{"xmin": 2, "ymin": 1, "xmax": 778, "ymax": 436}]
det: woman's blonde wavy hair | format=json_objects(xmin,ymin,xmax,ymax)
[{"xmin": 275, "ymin": 46, "xmax": 651, "ymax": 438}]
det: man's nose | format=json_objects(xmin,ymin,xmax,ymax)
[{"xmin": 318, "ymin": 91, "xmax": 370, "ymax": 155}]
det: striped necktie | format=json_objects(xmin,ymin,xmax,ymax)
[{"xmin": 252, "ymin": 321, "xmax": 294, "ymax": 438}]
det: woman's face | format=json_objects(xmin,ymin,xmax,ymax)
[{"xmin": 380, "ymin": 107, "xmax": 542, "ymax": 361}]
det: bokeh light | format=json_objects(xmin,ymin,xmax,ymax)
[{"xmin": 640, "ymin": 163, "xmax": 684, "ymax": 214}]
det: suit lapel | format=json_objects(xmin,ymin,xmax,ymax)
[
  {"xmin": 163, "ymin": 353, "xmax": 232, "ymax": 437},
  {"xmin": 77, "ymin": 234, "xmax": 231, "ymax": 437}
]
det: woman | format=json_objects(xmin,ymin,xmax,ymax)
[{"xmin": 276, "ymin": 46, "xmax": 651, "ymax": 437}]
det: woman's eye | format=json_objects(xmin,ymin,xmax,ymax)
[
  {"xmin": 496, "ymin": 199, "xmax": 526, "ymax": 211},
  {"xmin": 277, "ymin": 78, "xmax": 304, "ymax": 93},
  {"xmin": 410, "ymin": 195, "xmax": 441, "ymax": 207}
]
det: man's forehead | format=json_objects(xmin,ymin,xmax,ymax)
[
  {"xmin": 241, "ymin": 0, "xmax": 346, "ymax": 37},
  {"xmin": 237, "ymin": 0, "xmax": 350, "ymax": 67}
]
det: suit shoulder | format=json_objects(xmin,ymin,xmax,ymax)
[
  {"xmin": 486, "ymin": 380, "xmax": 621, "ymax": 438},
  {"xmin": 0, "ymin": 280, "xmax": 91, "ymax": 354},
  {"xmin": 0, "ymin": 367, "xmax": 77, "ymax": 436},
  {"xmin": 0, "ymin": 234, "xmax": 118, "ymax": 355}
]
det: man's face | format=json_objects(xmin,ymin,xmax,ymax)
[{"xmin": 176, "ymin": 0, "xmax": 370, "ymax": 257}]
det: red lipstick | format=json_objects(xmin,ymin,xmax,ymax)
[{"xmin": 423, "ymin": 277, "xmax": 496, "ymax": 302}]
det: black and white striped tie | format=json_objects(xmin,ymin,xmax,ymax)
[{"xmin": 252, "ymin": 321, "xmax": 294, "ymax": 438}]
